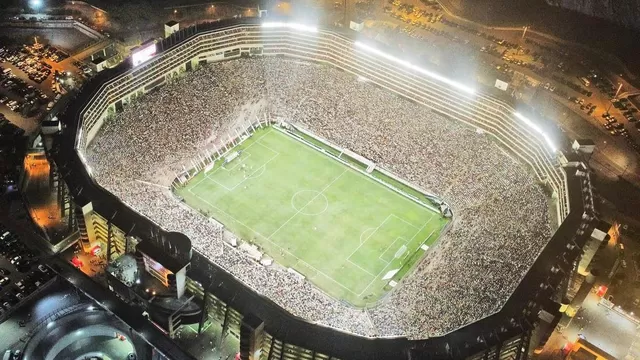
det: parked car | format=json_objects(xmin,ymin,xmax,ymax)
[
  {"xmin": 15, "ymin": 259, "xmax": 32, "ymax": 273},
  {"xmin": 14, "ymin": 281, "xmax": 25, "ymax": 291}
]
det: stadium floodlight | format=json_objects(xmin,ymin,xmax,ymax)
[
  {"xmin": 261, "ymin": 22, "xmax": 318, "ymax": 33},
  {"xmin": 513, "ymin": 112, "xmax": 557, "ymax": 152},
  {"xmin": 29, "ymin": 0, "xmax": 43, "ymax": 10},
  {"xmin": 353, "ymin": 41, "xmax": 476, "ymax": 95}
]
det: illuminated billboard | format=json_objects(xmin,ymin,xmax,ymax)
[{"xmin": 131, "ymin": 41, "xmax": 157, "ymax": 67}]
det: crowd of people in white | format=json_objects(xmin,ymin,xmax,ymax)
[{"xmin": 85, "ymin": 57, "xmax": 552, "ymax": 339}]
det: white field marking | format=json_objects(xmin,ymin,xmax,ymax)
[
  {"xmin": 281, "ymin": 128, "xmax": 440, "ymax": 213},
  {"xmin": 390, "ymin": 214, "xmax": 421, "ymax": 230},
  {"xmin": 191, "ymin": 127, "xmax": 275, "ymax": 192},
  {"xmin": 347, "ymin": 214, "xmax": 392, "ymax": 261},
  {"xmin": 209, "ymin": 153, "xmax": 278, "ymax": 192},
  {"xmin": 358, "ymin": 213, "xmax": 437, "ymax": 297},
  {"xmin": 379, "ymin": 237, "xmax": 408, "ymax": 263},
  {"xmin": 417, "ymin": 229, "xmax": 436, "ymax": 252},
  {"xmin": 187, "ymin": 187, "xmax": 360, "ymax": 296},
  {"xmin": 188, "ymin": 172, "xmax": 212, "ymax": 191},
  {"xmin": 347, "ymin": 259, "xmax": 376, "ymax": 277},
  {"xmin": 187, "ymin": 128, "xmax": 442, "ymax": 299},
  {"xmin": 267, "ymin": 170, "xmax": 347, "ymax": 240},
  {"xmin": 220, "ymin": 152, "xmax": 253, "ymax": 172},
  {"xmin": 349, "ymin": 214, "xmax": 420, "ymax": 263},
  {"xmin": 290, "ymin": 190, "xmax": 329, "ymax": 216},
  {"xmin": 348, "ymin": 214, "xmax": 419, "ymax": 284},
  {"xmin": 190, "ymin": 158, "xmax": 246, "ymax": 192},
  {"xmin": 245, "ymin": 163, "xmax": 267, "ymax": 179},
  {"xmin": 210, "ymin": 141, "xmax": 273, "ymax": 176},
  {"xmin": 206, "ymin": 143, "xmax": 279, "ymax": 192},
  {"xmin": 359, "ymin": 228, "xmax": 376, "ymax": 244}
]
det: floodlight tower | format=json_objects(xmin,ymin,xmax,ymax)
[{"xmin": 29, "ymin": 0, "xmax": 44, "ymax": 12}]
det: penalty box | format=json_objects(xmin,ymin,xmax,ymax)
[
  {"xmin": 202, "ymin": 139, "xmax": 279, "ymax": 191},
  {"xmin": 348, "ymin": 214, "xmax": 422, "ymax": 277}
]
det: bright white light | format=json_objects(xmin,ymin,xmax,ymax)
[
  {"xmin": 29, "ymin": 0, "xmax": 43, "ymax": 9},
  {"xmin": 513, "ymin": 112, "xmax": 557, "ymax": 152},
  {"xmin": 136, "ymin": 279, "xmax": 141, "ymax": 284},
  {"xmin": 261, "ymin": 22, "xmax": 318, "ymax": 33},
  {"xmin": 88, "ymin": 305, "xmax": 94, "ymax": 310},
  {"xmin": 353, "ymin": 41, "xmax": 476, "ymax": 95},
  {"xmin": 78, "ymin": 152, "xmax": 94, "ymax": 176},
  {"xmin": 132, "ymin": 43, "xmax": 157, "ymax": 67},
  {"xmin": 542, "ymin": 134, "xmax": 557, "ymax": 152}
]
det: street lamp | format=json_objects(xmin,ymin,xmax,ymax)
[{"xmin": 606, "ymin": 82, "xmax": 623, "ymax": 113}]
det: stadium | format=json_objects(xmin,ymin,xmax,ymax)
[{"xmin": 51, "ymin": 18, "xmax": 596, "ymax": 360}]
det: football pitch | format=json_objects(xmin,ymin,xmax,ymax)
[{"xmin": 176, "ymin": 126, "xmax": 448, "ymax": 306}]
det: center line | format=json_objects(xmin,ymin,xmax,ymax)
[{"xmin": 268, "ymin": 170, "xmax": 347, "ymax": 240}]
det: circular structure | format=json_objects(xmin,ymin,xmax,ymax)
[
  {"xmin": 23, "ymin": 308, "xmax": 137, "ymax": 360},
  {"xmin": 54, "ymin": 20, "xmax": 592, "ymax": 359},
  {"xmin": 291, "ymin": 190, "xmax": 329, "ymax": 215}
]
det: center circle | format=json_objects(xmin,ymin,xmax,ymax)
[{"xmin": 291, "ymin": 190, "xmax": 328, "ymax": 215}]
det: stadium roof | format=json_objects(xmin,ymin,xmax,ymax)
[{"xmin": 50, "ymin": 18, "xmax": 596, "ymax": 359}]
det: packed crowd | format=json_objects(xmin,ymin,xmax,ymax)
[{"xmin": 86, "ymin": 57, "xmax": 552, "ymax": 339}]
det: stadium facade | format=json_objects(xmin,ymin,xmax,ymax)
[{"xmin": 49, "ymin": 18, "xmax": 597, "ymax": 360}]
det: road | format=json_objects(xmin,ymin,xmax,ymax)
[
  {"xmin": 542, "ymin": 291, "xmax": 638, "ymax": 359},
  {"xmin": 0, "ymin": 282, "xmax": 83, "ymax": 353},
  {"xmin": 366, "ymin": 1, "xmax": 640, "ymax": 194},
  {"xmin": 22, "ymin": 308, "xmax": 136, "ymax": 360},
  {"xmin": 0, "ymin": 203, "xmax": 196, "ymax": 359}
]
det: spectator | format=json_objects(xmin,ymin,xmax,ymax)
[{"xmin": 86, "ymin": 57, "xmax": 552, "ymax": 339}]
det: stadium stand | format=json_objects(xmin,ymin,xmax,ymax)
[{"xmin": 50, "ymin": 18, "xmax": 597, "ymax": 359}]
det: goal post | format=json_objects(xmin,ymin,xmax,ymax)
[
  {"xmin": 394, "ymin": 245, "xmax": 407, "ymax": 259},
  {"xmin": 204, "ymin": 162, "xmax": 216, "ymax": 174},
  {"xmin": 223, "ymin": 150, "xmax": 242, "ymax": 166}
]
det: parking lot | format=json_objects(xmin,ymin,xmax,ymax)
[
  {"xmin": 0, "ymin": 223, "xmax": 55, "ymax": 320},
  {"xmin": 0, "ymin": 35, "xmax": 91, "ymax": 133},
  {"xmin": 360, "ymin": 0, "xmax": 640, "ymax": 187}
]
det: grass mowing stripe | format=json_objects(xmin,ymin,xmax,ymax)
[{"xmin": 176, "ymin": 126, "xmax": 449, "ymax": 306}]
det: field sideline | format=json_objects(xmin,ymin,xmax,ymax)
[{"xmin": 176, "ymin": 126, "xmax": 448, "ymax": 306}]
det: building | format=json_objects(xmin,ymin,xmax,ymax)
[
  {"xmin": 46, "ymin": 18, "xmax": 597, "ymax": 360},
  {"xmin": 164, "ymin": 20, "xmax": 179, "ymax": 38},
  {"xmin": 565, "ymin": 338, "xmax": 616, "ymax": 360}
]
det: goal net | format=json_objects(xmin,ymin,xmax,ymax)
[
  {"xmin": 394, "ymin": 245, "xmax": 407, "ymax": 259},
  {"xmin": 223, "ymin": 150, "xmax": 242, "ymax": 166}
]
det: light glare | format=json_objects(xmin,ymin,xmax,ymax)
[
  {"xmin": 261, "ymin": 22, "xmax": 318, "ymax": 33},
  {"xmin": 353, "ymin": 41, "xmax": 476, "ymax": 95},
  {"xmin": 513, "ymin": 112, "xmax": 557, "ymax": 152}
]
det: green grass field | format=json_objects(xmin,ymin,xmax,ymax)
[{"xmin": 176, "ymin": 126, "xmax": 448, "ymax": 306}]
